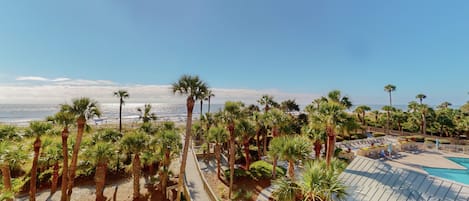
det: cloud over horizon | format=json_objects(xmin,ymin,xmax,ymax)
[{"xmin": 0, "ymin": 76, "xmax": 320, "ymax": 105}]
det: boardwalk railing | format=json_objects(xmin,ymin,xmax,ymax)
[
  {"xmin": 421, "ymin": 142, "xmax": 469, "ymax": 155},
  {"xmin": 190, "ymin": 145, "xmax": 218, "ymax": 201}
]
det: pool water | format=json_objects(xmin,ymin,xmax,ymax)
[{"xmin": 423, "ymin": 157, "xmax": 469, "ymax": 185}]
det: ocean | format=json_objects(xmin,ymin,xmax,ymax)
[
  {"xmin": 0, "ymin": 103, "xmax": 417, "ymax": 126},
  {"xmin": 0, "ymin": 103, "xmax": 226, "ymax": 126}
]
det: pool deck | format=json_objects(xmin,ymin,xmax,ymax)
[{"xmin": 384, "ymin": 151, "xmax": 469, "ymax": 174}]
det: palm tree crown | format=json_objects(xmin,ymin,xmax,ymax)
[{"xmin": 384, "ymin": 84, "xmax": 396, "ymax": 107}]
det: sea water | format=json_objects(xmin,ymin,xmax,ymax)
[{"xmin": 0, "ymin": 103, "xmax": 225, "ymax": 126}]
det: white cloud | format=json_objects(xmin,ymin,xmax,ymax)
[
  {"xmin": 15, "ymin": 76, "xmax": 115, "ymax": 86},
  {"xmin": 0, "ymin": 83, "xmax": 319, "ymax": 105},
  {"xmin": 16, "ymin": 76, "xmax": 49, "ymax": 81}
]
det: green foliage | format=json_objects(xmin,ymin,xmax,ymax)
[
  {"xmin": 232, "ymin": 188, "xmax": 254, "ymax": 201},
  {"xmin": 92, "ymin": 129, "xmax": 123, "ymax": 144},
  {"xmin": 0, "ymin": 125, "xmax": 21, "ymax": 141},
  {"xmin": 248, "ymin": 160, "xmax": 286, "ymax": 180},
  {"xmin": 224, "ymin": 168, "xmax": 249, "ymax": 181}
]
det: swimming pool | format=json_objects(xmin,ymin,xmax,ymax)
[{"xmin": 423, "ymin": 157, "xmax": 469, "ymax": 185}]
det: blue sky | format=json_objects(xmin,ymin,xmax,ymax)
[{"xmin": 0, "ymin": 1, "xmax": 468, "ymax": 105}]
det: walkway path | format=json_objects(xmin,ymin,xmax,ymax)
[{"xmin": 184, "ymin": 147, "xmax": 211, "ymax": 201}]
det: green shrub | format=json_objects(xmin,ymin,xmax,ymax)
[
  {"xmin": 352, "ymin": 133, "xmax": 367, "ymax": 140},
  {"xmin": 249, "ymin": 160, "xmax": 285, "ymax": 180},
  {"xmin": 224, "ymin": 168, "xmax": 249, "ymax": 181}
]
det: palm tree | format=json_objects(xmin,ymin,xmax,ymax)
[
  {"xmin": 205, "ymin": 90, "xmax": 215, "ymax": 114},
  {"xmin": 0, "ymin": 141, "xmax": 27, "ymax": 201},
  {"xmin": 300, "ymin": 159, "xmax": 347, "ymax": 201},
  {"xmin": 416, "ymin": 94, "xmax": 426, "ymax": 104},
  {"xmin": 265, "ymin": 108, "xmax": 288, "ymax": 178},
  {"xmin": 279, "ymin": 136, "xmax": 312, "ymax": 179},
  {"xmin": 384, "ymin": 84, "xmax": 396, "ymax": 107},
  {"xmin": 85, "ymin": 142, "xmax": 115, "ymax": 201},
  {"xmin": 156, "ymin": 128, "xmax": 181, "ymax": 199},
  {"xmin": 28, "ymin": 121, "xmax": 52, "ymax": 201},
  {"xmin": 354, "ymin": 105, "xmax": 371, "ymax": 126},
  {"xmin": 171, "ymin": 74, "xmax": 208, "ymax": 201},
  {"xmin": 137, "ymin": 104, "xmax": 157, "ymax": 124},
  {"xmin": 236, "ymin": 119, "xmax": 255, "ymax": 169},
  {"xmin": 302, "ymin": 126, "xmax": 325, "ymax": 160},
  {"xmin": 271, "ymin": 179, "xmax": 300, "ymax": 201},
  {"xmin": 268, "ymin": 137, "xmax": 285, "ymax": 181},
  {"xmin": 62, "ymin": 97, "xmax": 101, "ymax": 200},
  {"xmin": 222, "ymin": 101, "xmax": 244, "ymax": 199},
  {"xmin": 42, "ymin": 140, "xmax": 63, "ymax": 196},
  {"xmin": 438, "ymin": 101, "xmax": 452, "ymax": 109},
  {"xmin": 280, "ymin": 99, "xmax": 300, "ymax": 113},
  {"xmin": 208, "ymin": 126, "xmax": 228, "ymax": 179},
  {"xmin": 258, "ymin": 94, "xmax": 278, "ymax": 112},
  {"xmin": 327, "ymin": 90, "xmax": 352, "ymax": 109},
  {"xmin": 318, "ymin": 102, "xmax": 347, "ymax": 168},
  {"xmin": 382, "ymin": 105, "xmax": 394, "ymax": 134},
  {"xmin": 53, "ymin": 110, "xmax": 75, "ymax": 201},
  {"xmin": 121, "ymin": 131, "xmax": 148, "ymax": 200},
  {"xmin": 416, "ymin": 94, "xmax": 427, "ymax": 134},
  {"xmin": 114, "ymin": 90, "xmax": 129, "ymax": 133},
  {"xmin": 198, "ymin": 88, "xmax": 209, "ymax": 117}
]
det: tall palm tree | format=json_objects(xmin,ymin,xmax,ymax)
[
  {"xmin": 208, "ymin": 126, "xmax": 228, "ymax": 179},
  {"xmin": 268, "ymin": 137, "xmax": 285, "ymax": 182},
  {"xmin": 85, "ymin": 142, "xmax": 115, "ymax": 201},
  {"xmin": 53, "ymin": 110, "xmax": 75, "ymax": 201},
  {"xmin": 382, "ymin": 105, "xmax": 394, "ymax": 134},
  {"xmin": 416, "ymin": 94, "xmax": 427, "ymax": 134},
  {"xmin": 42, "ymin": 140, "xmax": 62, "ymax": 196},
  {"xmin": 114, "ymin": 90, "xmax": 129, "ymax": 133},
  {"xmin": 0, "ymin": 141, "xmax": 27, "ymax": 201},
  {"xmin": 171, "ymin": 74, "xmax": 208, "ymax": 201},
  {"xmin": 222, "ymin": 101, "xmax": 244, "ymax": 199},
  {"xmin": 302, "ymin": 126, "xmax": 325, "ymax": 160},
  {"xmin": 279, "ymin": 136, "xmax": 312, "ymax": 179},
  {"xmin": 280, "ymin": 99, "xmax": 300, "ymax": 113},
  {"xmin": 354, "ymin": 105, "xmax": 371, "ymax": 126},
  {"xmin": 28, "ymin": 121, "xmax": 52, "ymax": 201},
  {"xmin": 236, "ymin": 119, "xmax": 255, "ymax": 169},
  {"xmin": 63, "ymin": 97, "xmax": 101, "ymax": 200},
  {"xmin": 258, "ymin": 94, "xmax": 277, "ymax": 112},
  {"xmin": 318, "ymin": 102, "xmax": 347, "ymax": 168},
  {"xmin": 205, "ymin": 90, "xmax": 215, "ymax": 114},
  {"xmin": 121, "ymin": 131, "xmax": 148, "ymax": 200},
  {"xmin": 155, "ymin": 128, "xmax": 181, "ymax": 199},
  {"xmin": 265, "ymin": 108, "xmax": 288, "ymax": 178},
  {"xmin": 384, "ymin": 84, "xmax": 396, "ymax": 107},
  {"xmin": 198, "ymin": 88, "xmax": 209, "ymax": 117}
]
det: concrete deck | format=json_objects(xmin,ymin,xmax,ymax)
[{"xmin": 384, "ymin": 151, "xmax": 469, "ymax": 174}]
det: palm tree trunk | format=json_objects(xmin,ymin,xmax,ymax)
[
  {"xmin": 216, "ymin": 144, "xmax": 221, "ymax": 179},
  {"xmin": 325, "ymin": 127, "xmax": 335, "ymax": 168},
  {"xmin": 176, "ymin": 97, "xmax": 195, "ymax": 201},
  {"xmin": 95, "ymin": 162, "xmax": 107, "ymax": 201},
  {"xmin": 314, "ymin": 140, "xmax": 321, "ymax": 159},
  {"xmin": 389, "ymin": 92, "xmax": 393, "ymax": 107},
  {"xmin": 386, "ymin": 111, "xmax": 390, "ymax": 134},
  {"xmin": 67, "ymin": 117, "xmax": 86, "ymax": 201},
  {"xmin": 362, "ymin": 111, "xmax": 366, "ymax": 125},
  {"xmin": 60, "ymin": 127, "xmax": 69, "ymax": 201},
  {"xmin": 119, "ymin": 99, "xmax": 123, "ymax": 133},
  {"xmin": 243, "ymin": 137, "xmax": 251, "ymax": 169},
  {"xmin": 133, "ymin": 154, "xmax": 141, "ymax": 201},
  {"xmin": 272, "ymin": 157, "xmax": 277, "ymax": 179},
  {"xmin": 263, "ymin": 132, "xmax": 267, "ymax": 156},
  {"xmin": 288, "ymin": 160, "xmax": 295, "ymax": 179},
  {"xmin": 1, "ymin": 163, "xmax": 13, "ymax": 201},
  {"xmin": 161, "ymin": 148, "xmax": 170, "ymax": 199},
  {"xmin": 228, "ymin": 124, "xmax": 235, "ymax": 200},
  {"xmin": 256, "ymin": 129, "xmax": 261, "ymax": 158},
  {"xmin": 208, "ymin": 97, "xmax": 211, "ymax": 113},
  {"xmin": 51, "ymin": 162, "xmax": 60, "ymax": 195},
  {"xmin": 200, "ymin": 100, "xmax": 203, "ymax": 117},
  {"xmin": 30, "ymin": 137, "xmax": 42, "ymax": 201}
]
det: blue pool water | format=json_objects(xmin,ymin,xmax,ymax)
[{"xmin": 423, "ymin": 157, "xmax": 469, "ymax": 185}]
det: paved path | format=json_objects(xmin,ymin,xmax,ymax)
[{"xmin": 184, "ymin": 147, "xmax": 212, "ymax": 201}]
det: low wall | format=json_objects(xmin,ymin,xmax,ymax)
[{"xmin": 191, "ymin": 145, "xmax": 218, "ymax": 201}]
